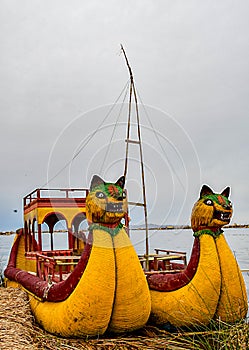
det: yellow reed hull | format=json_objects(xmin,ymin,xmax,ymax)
[
  {"xmin": 150, "ymin": 234, "xmax": 221, "ymax": 328},
  {"xmin": 29, "ymin": 230, "xmax": 115, "ymax": 337},
  {"xmin": 214, "ymin": 234, "xmax": 248, "ymax": 322},
  {"xmin": 7, "ymin": 228, "xmax": 150, "ymax": 337},
  {"xmin": 107, "ymin": 229, "xmax": 151, "ymax": 333}
]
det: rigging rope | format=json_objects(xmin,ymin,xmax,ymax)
[
  {"xmin": 136, "ymin": 90, "xmax": 185, "ymax": 191},
  {"xmin": 99, "ymin": 82, "xmax": 130, "ymax": 174},
  {"xmin": 41, "ymin": 80, "xmax": 130, "ymax": 188}
]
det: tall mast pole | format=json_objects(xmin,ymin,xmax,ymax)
[{"xmin": 121, "ymin": 45, "xmax": 150, "ymax": 261}]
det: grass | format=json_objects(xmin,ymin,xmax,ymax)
[
  {"xmin": 24, "ymin": 318, "xmax": 249, "ymax": 349},
  {"xmin": 1, "ymin": 287, "xmax": 248, "ymax": 349},
  {"xmin": 174, "ymin": 321, "xmax": 249, "ymax": 349}
]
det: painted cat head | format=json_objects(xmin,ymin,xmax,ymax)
[
  {"xmin": 86, "ymin": 175, "xmax": 128, "ymax": 225},
  {"xmin": 191, "ymin": 185, "xmax": 233, "ymax": 232}
]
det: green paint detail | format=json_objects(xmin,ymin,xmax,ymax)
[
  {"xmin": 193, "ymin": 229, "xmax": 223, "ymax": 238},
  {"xmin": 89, "ymin": 223, "xmax": 123, "ymax": 237},
  {"xmin": 202, "ymin": 194, "xmax": 230, "ymax": 206},
  {"xmin": 93, "ymin": 183, "xmax": 123, "ymax": 198}
]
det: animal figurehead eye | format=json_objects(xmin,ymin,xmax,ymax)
[
  {"xmin": 96, "ymin": 191, "xmax": 107, "ymax": 199},
  {"xmin": 204, "ymin": 199, "xmax": 213, "ymax": 206},
  {"xmin": 225, "ymin": 201, "xmax": 233, "ymax": 210},
  {"xmin": 122, "ymin": 191, "xmax": 126, "ymax": 199}
]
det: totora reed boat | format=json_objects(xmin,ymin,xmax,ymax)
[
  {"xmin": 5, "ymin": 176, "xmax": 151, "ymax": 337},
  {"xmin": 4, "ymin": 47, "xmax": 248, "ymax": 337}
]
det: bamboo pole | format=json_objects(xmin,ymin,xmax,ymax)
[{"xmin": 120, "ymin": 45, "xmax": 150, "ymax": 267}]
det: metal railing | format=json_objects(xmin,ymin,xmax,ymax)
[{"xmin": 23, "ymin": 188, "xmax": 89, "ymax": 207}]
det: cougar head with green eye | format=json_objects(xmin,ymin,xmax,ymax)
[
  {"xmin": 86, "ymin": 175, "xmax": 128, "ymax": 225},
  {"xmin": 191, "ymin": 185, "xmax": 233, "ymax": 232}
]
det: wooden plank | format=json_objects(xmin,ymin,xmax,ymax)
[
  {"xmin": 56, "ymin": 262, "xmax": 78, "ymax": 266},
  {"xmin": 125, "ymin": 139, "xmax": 140, "ymax": 144},
  {"xmin": 128, "ymin": 201, "xmax": 145, "ymax": 207},
  {"xmin": 145, "ymin": 270, "xmax": 183, "ymax": 275},
  {"xmin": 53, "ymin": 255, "xmax": 81, "ymax": 260}
]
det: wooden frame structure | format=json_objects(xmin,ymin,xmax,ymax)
[{"xmin": 23, "ymin": 188, "xmax": 89, "ymax": 253}]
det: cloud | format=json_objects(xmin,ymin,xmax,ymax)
[{"xmin": 1, "ymin": 0, "xmax": 249, "ymax": 230}]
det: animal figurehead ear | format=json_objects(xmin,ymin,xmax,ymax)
[
  {"xmin": 221, "ymin": 187, "xmax": 230, "ymax": 198},
  {"xmin": 200, "ymin": 185, "xmax": 214, "ymax": 198},
  {"xmin": 115, "ymin": 176, "xmax": 125, "ymax": 189},
  {"xmin": 90, "ymin": 175, "xmax": 105, "ymax": 191}
]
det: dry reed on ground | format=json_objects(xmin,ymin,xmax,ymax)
[
  {"xmin": 0, "ymin": 287, "xmax": 189, "ymax": 350},
  {"xmin": 29, "ymin": 322, "xmax": 249, "ymax": 350},
  {"xmin": 0, "ymin": 287, "xmax": 36, "ymax": 350},
  {"xmin": 31, "ymin": 324, "xmax": 190, "ymax": 350},
  {"xmin": 1, "ymin": 287, "xmax": 249, "ymax": 349}
]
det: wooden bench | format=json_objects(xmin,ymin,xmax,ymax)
[
  {"xmin": 53, "ymin": 256, "xmax": 81, "ymax": 281},
  {"xmin": 139, "ymin": 249, "xmax": 187, "ymax": 272},
  {"xmin": 35, "ymin": 253, "xmax": 81, "ymax": 282}
]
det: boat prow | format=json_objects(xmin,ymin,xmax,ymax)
[{"xmin": 4, "ymin": 178, "xmax": 151, "ymax": 337}]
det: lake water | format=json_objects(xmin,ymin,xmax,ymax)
[{"xmin": 1, "ymin": 228, "xmax": 249, "ymax": 296}]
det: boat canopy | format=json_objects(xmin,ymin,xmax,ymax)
[{"xmin": 23, "ymin": 188, "xmax": 89, "ymax": 252}]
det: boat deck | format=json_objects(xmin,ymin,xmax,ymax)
[
  {"xmin": 25, "ymin": 246, "xmax": 187, "ymax": 283},
  {"xmin": 139, "ymin": 248, "xmax": 187, "ymax": 274}
]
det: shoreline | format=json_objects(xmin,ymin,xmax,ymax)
[
  {"xmin": 1, "ymin": 224, "xmax": 249, "ymax": 236},
  {"xmin": 0, "ymin": 231, "xmax": 16, "ymax": 236}
]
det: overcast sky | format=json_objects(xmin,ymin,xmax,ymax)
[{"xmin": 1, "ymin": 0, "xmax": 249, "ymax": 231}]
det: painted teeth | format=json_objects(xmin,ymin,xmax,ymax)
[
  {"xmin": 221, "ymin": 213, "xmax": 229, "ymax": 220},
  {"xmin": 106, "ymin": 203, "xmax": 123, "ymax": 213}
]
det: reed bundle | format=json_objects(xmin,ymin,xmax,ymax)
[
  {"xmin": 0, "ymin": 287, "xmax": 35, "ymax": 350},
  {"xmin": 1, "ymin": 287, "xmax": 248, "ymax": 349}
]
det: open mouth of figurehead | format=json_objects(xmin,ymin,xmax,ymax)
[
  {"xmin": 214, "ymin": 209, "xmax": 231, "ymax": 222},
  {"xmin": 106, "ymin": 202, "xmax": 124, "ymax": 213}
]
